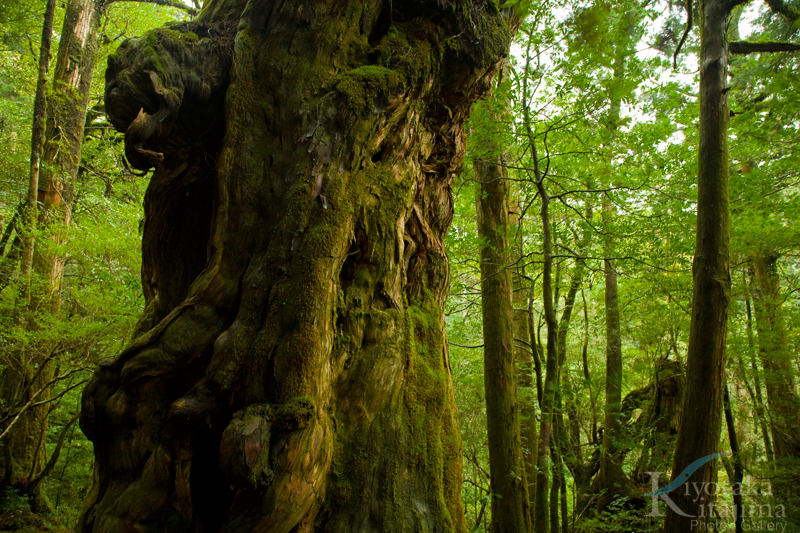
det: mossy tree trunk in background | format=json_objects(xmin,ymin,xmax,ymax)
[
  {"xmin": 594, "ymin": 202, "xmax": 634, "ymax": 509},
  {"xmin": 751, "ymin": 253, "xmax": 800, "ymax": 459},
  {"xmin": 663, "ymin": 0, "xmax": 739, "ymax": 527},
  {"xmin": 742, "ymin": 272, "xmax": 774, "ymax": 462},
  {"xmin": 35, "ymin": 0, "xmax": 102, "ymax": 312},
  {"xmin": 78, "ymin": 1, "xmax": 518, "ymax": 531},
  {"xmin": 552, "ymin": 261, "xmax": 585, "ymax": 532},
  {"xmin": 511, "ymin": 216, "xmax": 539, "ymax": 515},
  {"xmin": 476, "ymin": 137, "xmax": 530, "ymax": 533}
]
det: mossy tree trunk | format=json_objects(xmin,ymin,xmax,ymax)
[
  {"xmin": 476, "ymin": 139, "xmax": 530, "ymax": 533},
  {"xmin": 742, "ymin": 271, "xmax": 774, "ymax": 462},
  {"xmin": 595, "ymin": 208, "xmax": 633, "ymax": 509},
  {"xmin": 751, "ymin": 253, "xmax": 800, "ymax": 459},
  {"xmin": 662, "ymin": 0, "xmax": 738, "ymax": 527},
  {"xmin": 511, "ymin": 216, "xmax": 539, "ymax": 514},
  {"xmin": 79, "ymin": 1, "xmax": 517, "ymax": 531},
  {"xmin": 35, "ymin": 0, "xmax": 102, "ymax": 311}
]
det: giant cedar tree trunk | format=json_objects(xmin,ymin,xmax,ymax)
[
  {"xmin": 476, "ymin": 148, "xmax": 530, "ymax": 532},
  {"xmin": 662, "ymin": 0, "xmax": 733, "ymax": 528},
  {"xmin": 78, "ymin": 2, "xmax": 517, "ymax": 531}
]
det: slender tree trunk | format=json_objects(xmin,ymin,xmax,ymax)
[
  {"xmin": 533, "ymin": 149, "xmax": 557, "ymax": 533},
  {"xmin": 551, "ymin": 261, "xmax": 583, "ymax": 530},
  {"xmin": 723, "ymin": 381, "xmax": 743, "ymax": 533},
  {"xmin": 592, "ymin": 7, "xmax": 637, "ymax": 508},
  {"xmin": 549, "ymin": 391, "xmax": 562, "ymax": 533},
  {"xmin": 521, "ymin": 40, "xmax": 558, "ymax": 533},
  {"xmin": 476, "ymin": 132, "xmax": 530, "ymax": 533},
  {"xmin": 582, "ymin": 290, "xmax": 598, "ymax": 447},
  {"xmin": 78, "ymin": 2, "xmax": 518, "ymax": 531},
  {"xmin": 530, "ymin": 290, "xmax": 544, "ymax": 409},
  {"xmin": 20, "ymin": 0, "xmax": 56, "ymax": 286},
  {"xmin": 663, "ymin": 0, "xmax": 734, "ymax": 527},
  {"xmin": 596, "ymin": 205, "xmax": 633, "ymax": 507}
]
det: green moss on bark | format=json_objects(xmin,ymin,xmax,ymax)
[
  {"xmin": 274, "ymin": 397, "xmax": 315, "ymax": 430},
  {"xmin": 333, "ymin": 66, "xmax": 403, "ymax": 113}
]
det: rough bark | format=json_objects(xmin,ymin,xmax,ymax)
[
  {"xmin": 663, "ymin": 0, "xmax": 733, "ymax": 527},
  {"xmin": 476, "ymin": 145, "xmax": 530, "ymax": 532},
  {"xmin": 629, "ymin": 359, "xmax": 684, "ymax": 482},
  {"xmin": 79, "ymin": 2, "xmax": 517, "ymax": 532}
]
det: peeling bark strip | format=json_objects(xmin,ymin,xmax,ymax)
[{"xmin": 79, "ymin": 2, "xmax": 517, "ymax": 532}]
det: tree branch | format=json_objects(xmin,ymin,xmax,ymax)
[
  {"xmin": 674, "ymin": 0, "xmax": 693, "ymax": 69},
  {"xmin": 28, "ymin": 413, "xmax": 79, "ymax": 489},
  {"xmin": 729, "ymin": 41, "xmax": 800, "ymax": 54},
  {"xmin": 448, "ymin": 341, "xmax": 484, "ymax": 349},
  {"xmin": 111, "ymin": 0, "xmax": 198, "ymax": 15}
]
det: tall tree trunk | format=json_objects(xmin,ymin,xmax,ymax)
[
  {"xmin": 663, "ymin": 0, "xmax": 735, "ymax": 527},
  {"xmin": 751, "ymin": 252, "xmax": 800, "ymax": 458},
  {"xmin": 582, "ymin": 290, "xmax": 598, "ymax": 448},
  {"xmin": 476, "ymin": 134, "xmax": 530, "ymax": 533},
  {"xmin": 20, "ymin": 0, "xmax": 56, "ymax": 286},
  {"xmin": 592, "ymin": 6, "xmax": 637, "ymax": 508},
  {"xmin": 34, "ymin": 0, "xmax": 101, "ymax": 312},
  {"xmin": 595, "ymin": 205, "xmax": 633, "ymax": 508},
  {"xmin": 78, "ymin": 2, "xmax": 518, "ymax": 531}
]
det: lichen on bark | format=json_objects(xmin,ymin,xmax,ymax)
[{"xmin": 79, "ymin": 1, "xmax": 517, "ymax": 532}]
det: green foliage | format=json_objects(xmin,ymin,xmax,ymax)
[{"xmin": 448, "ymin": 0, "xmax": 800, "ymax": 530}]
